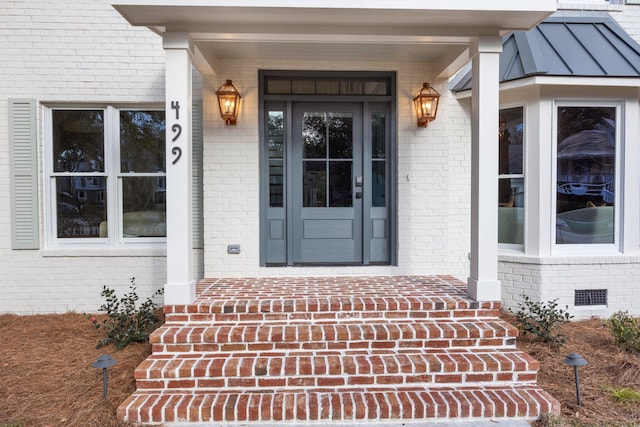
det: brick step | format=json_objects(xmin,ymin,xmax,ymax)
[
  {"xmin": 164, "ymin": 298, "xmax": 500, "ymax": 324},
  {"xmin": 119, "ymin": 277, "xmax": 560, "ymax": 424},
  {"xmin": 118, "ymin": 385, "xmax": 560, "ymax": 424},
  {"xmin": 150, "ymin": 319, "xmax": 517, "ymax": 353},
  {"xmin": 133, "ymin": 349, "xmax": 540, "ymax": 391}
]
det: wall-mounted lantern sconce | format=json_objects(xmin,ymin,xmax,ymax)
[
  {"xmin": 215, "ymin": 79, "xmax": 241, "ymax": 125},
  {"xmin": 413, "ymin": 82, "xmax": 440, "ymax": 127}
]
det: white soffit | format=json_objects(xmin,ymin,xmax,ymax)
[{"xmin": 113, "ymin": 0, "xmax": 556, "ymax": 76}]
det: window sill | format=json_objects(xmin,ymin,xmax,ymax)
[{"xmin": 42, "ymin": 246, "xmax": 167, "ymax": 258}]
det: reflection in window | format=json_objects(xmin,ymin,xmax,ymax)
[
  {"xmin": 49, "ymin": 107, "xmax": 165, "ymax": 241},
  {"xmin": 303, "ymin": 161, "xmax": 326, "ymax": 207},
  {"xmin": 302, "ymin": 112, "xmax": 353, "ymax": 207},
  {"xmin": 268, "ymin": 111, "xmax": 284, "ymax": 207},
  {"xmin": 371, "ymin": 112, "xmax": 386, "ymax": 207},
  {"xmin": 122, "ymin": 177, "xmax": 166, "ymax": 237},
  {"xmin": 55, "ymin": 176, "xmax": 106, "ymax": 238},
  {"xmin": 556, "ymin": 106, "xmax": 616, "ymax": 244},
  {"xmin": 498, "ymin": 107, "xmax": 524, "ymax": 245},
  {"xmin": 52, "ymin": 110, "xmax": 104, "ymax": 173},
  {"xmin": 120, "ymin": 111, "xmax": 165, "ymax": 173}
]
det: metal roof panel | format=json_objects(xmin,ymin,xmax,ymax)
[{"xmin": 450, "ymin": 13, "xmax": 640, "ymax": 92}]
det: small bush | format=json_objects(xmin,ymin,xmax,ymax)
[
  {"xmin": 603, "ymin": 386, "xmax": 640, "ymax": 404},
  {"xmin": 91, "ymin": 277, "xmax": 164, "ymax": 349},
  {"xmin": 510, "ymin": 295, "xmax": 573, "ymax": 347},
  {"xmin": 608, "ymin": 310, "xmax": 640, "ymax": 353}
]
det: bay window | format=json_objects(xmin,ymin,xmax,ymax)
[
  {"xmin": 47, "ymin": 106, "xmax": 166, "ymax": 245},
  {"xmin": 498, "ymin": 106, "xmax": 524, "ymax": 245},
  {"xmin": 555, "ymin": 105, "xmax": 616, "ymax": 245}
]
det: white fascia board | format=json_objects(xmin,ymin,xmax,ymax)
[
  {"xmin": 114, "ymin": 0, "xmax": 555, "ymax": 12},
  {"xmin": 455, "ymin": 76, "xmax": 640, "ymax": 99},
  {"xmin": 113, "ymin": 1, "xmax": 555, "ymax": 30}
]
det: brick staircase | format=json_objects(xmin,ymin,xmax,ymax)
[{"xmin": 118, "ymin": 276, "xmax": 559, "ymax": 424}]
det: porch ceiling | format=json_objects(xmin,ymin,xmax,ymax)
[{"xmin": 113, "ymin": 0, "xmax": 556, "ymax": 78}]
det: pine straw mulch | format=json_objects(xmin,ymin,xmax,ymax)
[
  {"xmin": 0, "ymin": 313, "xmax": 151, "ymax": 427},
  {"xmin": 500, "ymin": 312, "xmax": 640, "ymax": 427},
  {"xmin": 1, "ymin": 312, "xmax": 639, "ymax": 427}
]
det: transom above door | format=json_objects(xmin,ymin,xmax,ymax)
[{"xmin": 260, "ymin": 71, "xmax": 396, "ymax": 266}]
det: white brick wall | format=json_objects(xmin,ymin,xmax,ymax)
[
  {"xmin": 2, "ymin": 0, "xmax": 640, "ymax": 315},
  {"xmin": 500, "ymin": 256, "xmax": 640, "ymax": 319},
  {"xmin": 0, "ymin": 0, "xmax": 171, "ymax": 313}
]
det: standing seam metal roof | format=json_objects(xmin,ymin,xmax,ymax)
[{"xmin": 450, "ymin": 14, "xmax": 640, "ymax": 92}]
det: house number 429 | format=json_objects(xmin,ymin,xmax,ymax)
[{"xmin": 170, "ymin": 100, "xmax": 182, "ymax": 165}]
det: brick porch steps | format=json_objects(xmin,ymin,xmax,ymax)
[
  {"xmin": 119, "ymin": 386, "xmax": 555, "ymax": 424},
  {"xmin": 118, "ymin": 276, "xmax": 559, "ymax": 424}
]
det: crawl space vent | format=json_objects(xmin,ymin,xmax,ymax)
[{"xmin": 574, "ymin": 289, "xmax": 607, "ymax": 306}]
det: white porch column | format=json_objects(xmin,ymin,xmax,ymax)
[
  {"xmin": 468, "ymin": 36, "xmax": 502, "ymax": 302},
  {"xmin": 163, "ymin": 32, "xmax": 195, "ymax": 305}
]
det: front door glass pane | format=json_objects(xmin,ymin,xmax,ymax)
[
  {"xmin": 329, "ymin": 161, "xmax": 352, "ymax": 207},
  {"xmin": 303, "ymin": 112, "xmax": 354, "ymax": 208},
  {"xmin": 328, "ymin": 113, "xmax": 353, "ymax": 159},
  {"xmin": 303, "ymin": 161, "xmax": 326, "ymax": 207},
  {"xmin": 556, "ymin": 106, "xmax": 615, "ymax": 244},
  {"xmin": 303, "ymin": 113, "xmax": 326, "ymax": 158}
]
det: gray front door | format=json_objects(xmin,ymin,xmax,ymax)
[{"xmin": 292, "ymin": 103, "xmax": 363, "ymax": 264}]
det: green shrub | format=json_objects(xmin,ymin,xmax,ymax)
[
  {"xmin": 510, "ymin": 295, "xmax": 573, "ymax": 347},
  {"xmin": 608, "ymin": 310, "xmax": 640, "ymax": 353},
  {"xmin": 91, "ymin": 277, "xmax": 164, "ymax": 349},
  {"xmin": 603, "ymin": 386, "xmax": 640, "ymax": 403}
]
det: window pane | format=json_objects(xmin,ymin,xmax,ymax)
[
  {"xmin": 303, "ymin": 161, "xmax": 326, "ymax": 207},
  {"xmin": 328, "ymin": 113, "xmax": 353, "ymax": 159},
  {"xmin": 120, "ymin": 110, "xmax": 166, "ymax": 173},
  {"xmin": 364, "ymin": 81, "xmax": 389, "ymax": 95},
  {"xmin": 292, "ymin": 80, "xmax": 315, "ymax": 94},
  {"xmin": 340, "ymin": 81, "xmax": 363, "ymax": 95},
  {"xmin": 269, "ymin": 159, "xmax": 284, "ymax": 207},
  {"xmin": 55, "ymin": 176, "xmax": 106, "ymax": 238},
  {"xmin": 52, "ymin": 110, "xmax": 104, "ymax": 173},
  {"xmin": 267, "ymin": 79, "xmax": 291, "ymax": 94},
  {"xmin": 122, "ymin": 177, "xmax": 166, "ymax": 237},
  {"xmin": 317, "ymin": 81, "xmax": 340, "ymax": 95},
  {"xmin": 303, "ymin": 113, "xmax": 327, "ymax": 158},
  {"xmin": 498, "ymin": 178, "xmax": 524, "ymax": 244},
  {"xmin": 556, "ymin": 106, "xmax": 615, "ymax": 244},
  {"xmin": 372, "ymin": 160, "xmax": 386, "ymax": 207},
  {"xmin": 268, "ymin": 111, "xmax": 284, "ymax": 159},
  {"xmin": 329, "ymin": 161, "xmax": 352, "ymax": 207},
  {"xmin": 372, "ymin": 112, "xmax": 386, "ymax": 159},
  {"xmin": 499, "ymin": 107, "xmax": 524, "ymax": 175}
]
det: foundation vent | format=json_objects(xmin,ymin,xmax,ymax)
[{"xmin": 574, "ymin": 289, "xmax": 607, "ymax": 306}]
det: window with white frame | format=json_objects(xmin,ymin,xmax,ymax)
[
  {"xmin": 555, "ymin": 104, "xmax": 616, "ymax": 245},
  {"xmin": 46, "ymin": 106, "xmax": 166, "ymax": 245},
  {"xmin": 498, "ymin": 106, "xmax": 524, "ymax": 245}
]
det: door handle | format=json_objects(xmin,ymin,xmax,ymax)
[
  {"xmin": 355, "ymin": 176, "xmax": 363, "ymax": 187},
  {"xmin": 355, "ymin": 191, "xmax": 362, "ymax": 199}
]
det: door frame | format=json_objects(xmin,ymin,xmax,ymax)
[{"xmin": 258, "ymin": 70, "xmax": 397, "ymax": 266}]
